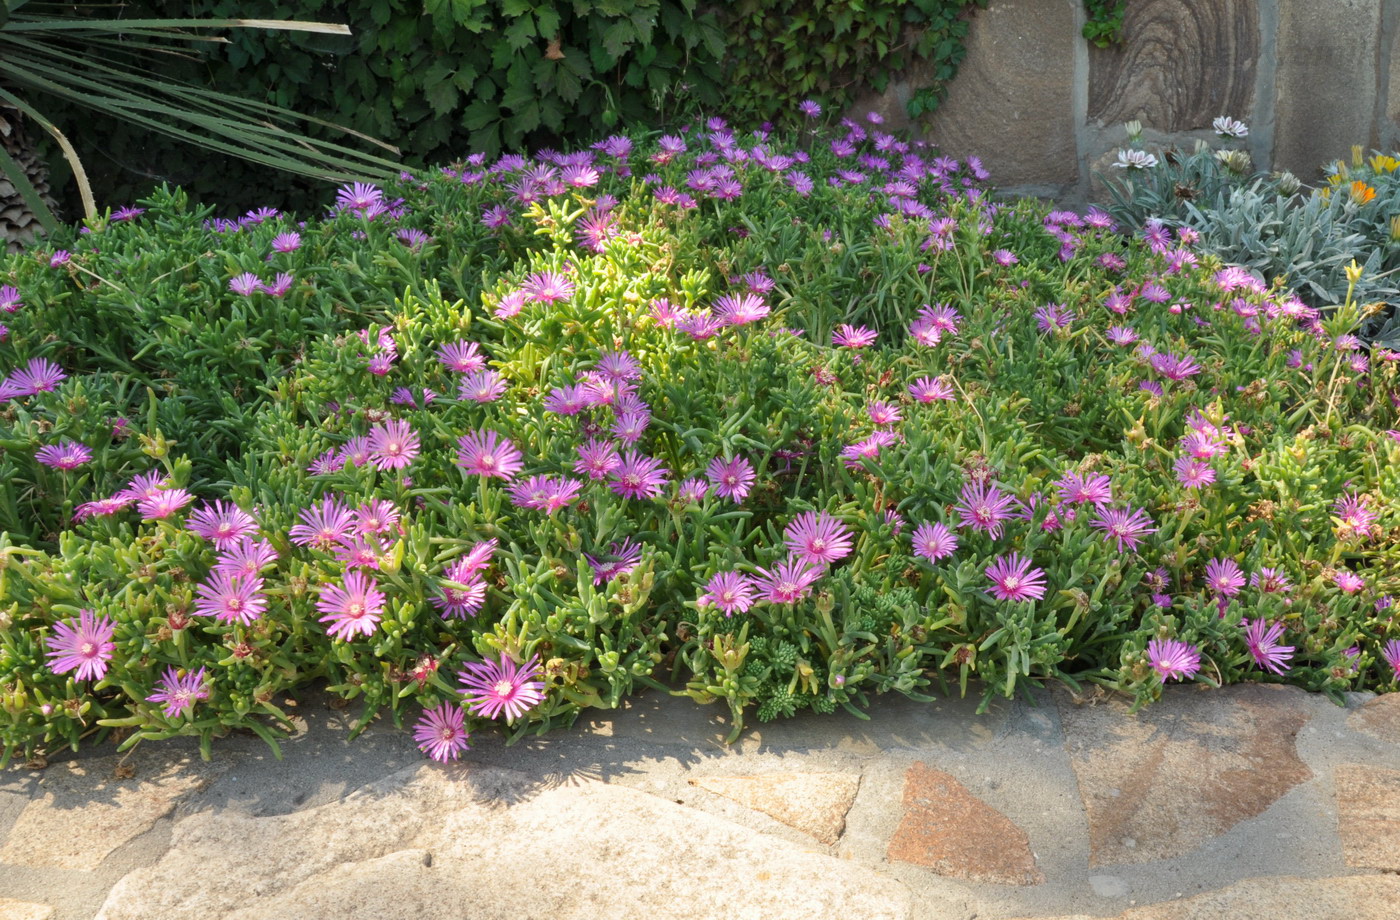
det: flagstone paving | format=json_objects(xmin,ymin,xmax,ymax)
[{"xmin": 0, "ymin": 682, "xmax": 1395, "ymax": 920}]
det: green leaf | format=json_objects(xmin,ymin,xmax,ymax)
[
  {"xmin": 598, "ymin": 20, "xmax": 635, "ymax": 60},
  {"xmin": 460, "ymin": 98, "xmax": 497, "ymax": 130},
  {"xmin": 502, "ymin": 13, "xmax": 536, "ymax": 51}
]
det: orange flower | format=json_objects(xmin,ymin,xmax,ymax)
[{"xmin": 1350, "ymin": 180, "xmax": 1377, "ymax": 204}]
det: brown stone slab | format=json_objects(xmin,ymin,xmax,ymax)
[
  {"xmin": 887, "ymin": 761, "xmax": 1043, "ymax": 885},
  {"xmin": 689, "ymin": 772, "xmax": 859, "ymax": 845},
  {"xmin": 0, "ymin": 753, "xmax": 217, "ymax": 870},
  {"xmin": 1001, "ymin": 874, "xmax": 1400, "ymax": 920},
  {"xmin": 1335, "ymin": 763, "xmax": 1400, "ymax": 871},
  {"xmin": 1088, "ymin": 0, "xmax": 1260, "ymax": 132},
  {"xmin": 1057, "ymin": 684, "xmax": 1312, "ymax": 866}
]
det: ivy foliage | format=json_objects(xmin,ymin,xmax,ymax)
[
  {"xmin": 717, "ymin": 0, "xmax": 987, "ymax": 123},
  {"xmin": 1083, "ymin": 0, "xmax": 1126, "ymax": 49}
]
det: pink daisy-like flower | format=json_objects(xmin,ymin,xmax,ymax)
[
  {"xmin": 1105, "ymin": 325, "xmax": 1139, "ymax": 346},
  {"xmin": 1090, "ymin": 505, "xmax": 1157, "ymax": 553},
  {"xmin": 146, "ymin": 666, "xmax": 210, "ymax": 719},
  {"xmin": 609, "ymin": 450, "xmax": 669, "ymax": 500},
  {"xmin": 706, "ymin": 455, "xmax": 755, "ymax": 503},
  {"xmin": 784, "ymin": 511, "xmax": 853, "ymax": 566},
  {"xmin": 4, "ymin": 357, "xmax": 67, "ymax": 398},
  {"xmin": 138, "ymin": 488, "xmax": 194, "ymax": 520},
  {"xmin": 867, "ymin": 401, "xmax": 903, "ymax": 426},
  {"xmin": 611, "ymin": 409, "xmax": 651, "ymax": 444},
  {"xmin": 289, "ymin": 494, "xmax": 356, "ymax": 549},
  {"xmin": 712, "ymin": 292, "xmax": 770, "ymax": 327},
  {"xmin": 338, "ymin": 436, "xmax": 374, "ymax": 469},
  {"xmin": 1250, "ymin": 567, "xmax": 1291, "ymax": 594},
  {"xmin": 194, "ymin": 571, "xmax": 267, "ymax": 625},
  {"xmin": 574, "ymin": 438, "xmax": 621, "ymax": 480},
  {"xmin": 584, "ymin": 539, "xmax": 643, "ymax": 585},
  {"xmin": 1332, "ymin": 492, "xmax": 1379, "ymax": 541},
  {"xmin": 187, "ymin": 500, "xmax": 259, "ymax": 550},
  {"xmin": 1055, "ymin": 471, "xmax": 1113, "ymax": 506},
  {"xmin": 455, "ymin": 430, "xmax": 524, "ymax": 481},
  {"xmin": 1333, "ymin": 570, "xmax": 1366, "ymax": 594},
  {"xmin": 436, "ymin": 341, "xmax": 486, "ymax": 374},
  {"xmin": 35, "ymin": 439, "xmax": 92, "ymax": 470},
  {"xmin": 953, "ymin": 480, "xmax": 1016, "ymax": 538},
  {"xmin": 0, "ymin": 285, "xmax": 22, "ymax": 312},
  {"xmin": 698, "ymin": 571, "xmax": 756, "ymax": 616},
  {"xmin": 1145, "ymin": 638, "xmax": 1201, "ymax": 681},
  {"xmin": 269, "ymin": 231, "xmax": 301, "ymax": 254},
  {"xmin": 522, "ymin": 270, "xmax": 576, "ymax": 304},
  {"xmin": 832, "ymin": 324, "xmax": 877, "ymax": 347},
  {"xmin": 985, "ymin": 553, "xmax": 1048, "ymax": 602},
  {"xmin": 116, "ymin": 470, "xmax": 169, "ymax": 503},
  {"xmin": 752, "ymin": 558, "xmax": 823, "ymax": 605},
  {"xmin": 213, "ymin": 538, "xmax": 279, "ymax": 579},
  {"xmin": 45, "ymin": 609, "xmax": 116, "ymax": 681},
  {"xmin": 317, "ymin": 571, "xmax": 386, "ymax": 641},
  {"xmin": 435, "ymin": 557, "xmax": 488, "ymax": 619},
  {"xmin": 368, "ymin": 419, "xmax": 419, "ymax": 472},
  {"xmin": 1382, "ymin": 639, "xmax": 1400, "ymax": 680},
  {"xmin": 508, "ymin": 475, "xmax": 584, "ymax": 513},
  {"xmin": 354, "ymin": 499, "xmax": 400, "ymax": 536},
  {"xmin": 1243, "ymin": 618, "xmax": 1294, "ymax": 675},
  {"xmin": 1205, "ymin": 557, "xmax": 1246, "ymax": 597},
  {"xmin": 334, "ymin": 535, "xmax": 385, "ymax": 570},
  {"xmin": 908, "ymin": 376, "xmax": 955, "ymax": 402},
  {"xmin": 413, "ymin": 702, "xmax": 471, "ymax": 762},
  {"xmin": 677, "ymin": 477, "xmax": 710, "ymax": 503},
  {"xmin": 458, "ymin": 369, "xmax": 508, "ymax": 403},
  {"xmin": 1174, "ymin": 456, "xmax": 1216, "ymax": 489},
  {"xmin": 459, "ymin": 654, "xmax": 545, "ymax": 721},
  {"xmin": 912, "ymin": 521, "xmax": 958, "ymax": 562},
  {"xmin": 228, "ymin": 272, "xmax": 261, "ymax": 295}
]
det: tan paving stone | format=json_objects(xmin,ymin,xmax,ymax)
[
  {"xmin": 1335, "ymin": 763, "xmax": 1400, "ymax": 871},
  {"xmin": 688, "ymin": 771, "xmax": 859, "ymax": 845},
  {"xmin": 0, "ymin": 900, "xmax": 54, "ymax": 920},
  {"xmin": 1346, "ymin": 693, "xmax": 1400, "ymax": 744},
  {"xmin": 1001, "ymin": 874, "xmax": 1400, "ymax": 920},
  {"xmin": 0, "ymin": 752, "xmax": 217, "ymax": 870},
  {"xmin": 886, "ymin": 761, "xmax": 1042, "ymax": 886},
  {"xmin": 1057, "ymin": 684, "xmax": 1312, "ymax": 866}
]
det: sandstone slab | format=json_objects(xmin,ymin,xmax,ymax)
[
  {"xmin": 1057, "ymin": 683, "xmax": 1312, "ymax": 866},
  {"xmin": 688, "ymin": 772, "xmax": 859, "ymax": 845},
  {"xmin": 0, "ymin": 900, "xmax": 54, "ymax": 920},
  {"xmin": 1346, "ymin": 692, "xmax": 1400, "ymax": 744},
  {"xmin": 1275, "ymin": 0, "xmax": 1382, "ymax": 177},
  {"xmin": 1088, "ymin": 0, "xmax": 1260, "ymax": 132},
  {"xmin": 97, "ymin": 764, "xmax": 912, "ymax": 920},
  {"xmin": 1335, "ymin": 763, "xmax": 1400, "ymax": 870},
  {"xmin": 0, "ymin": 752, "xmax": 217, "ymax": 870},
  {"xmin": 887, "ymin": 761, "xmax": 1042, "ymax": 885},
  {"xmin": 862, "ymin": 0, "xmax": 1079, "ymax": 189},
  {"xmin": 1003, "ymin": 874, "xmax": 1400, "ymax": 920}
]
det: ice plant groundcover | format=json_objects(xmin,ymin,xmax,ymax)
[{"xmin": 1, "ymin": 112, "xmax": 1397, "ymax": 765}]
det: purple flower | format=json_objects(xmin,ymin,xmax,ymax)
[
  {"xmin": 317, "ymin": 571, "xmax": 386, "ymax": 641},
  {"xmin": 187, "ymin": 500, "xmax": 258, "ymax": 550},
  {"xmin": 45, "ymin": 609, "xmax": 116, "ymax": 681},
  {"xmin": 1333, "ymin": 570, "xmax": 1366, "ymax": 594},
  {"xmin": 522, "ymin": 270, "xmax": 576, "ymax": 304},
  {"xmin": 194, "ymin": 571, "xmax": 266, "ymax": 625},
  {"xmin": 1243, "ymin": 619, "xmax": 1294, "ymax": 674},
  {"xmin": 436, "ymin": 341, "xmax": 486, "ymax": 374},
  {"xmin": 609, "ymin": 450, "xmax": 669, "ymax": 500},
  {"xmin": 574, "ymin": 438, "xmax": 621, "ymax": 481},
  {"xmin": 1150, "ymin": 352, "xmax": 1203, "ymax": 381},
  {"xmin": 213, "ymin": 538, "xmax": 279, "ymax": 579},
  {"xmin": 1174, "ymin": 456, "xmax": 1216, "ymax": 489},
  {"xmin": 3, "ymin": 357, "xmax": 67, "ymax": 398},
  {"xmin": 1055, "ymin": 472, "xmax": 1113, "ymax": 506},
  {"xmin": 508, "ymin": 475, "xmax": 583, "ymax": 513},
  {"xmin": 911, "ymin": 521, "xmax": 958, "ymax": 562},
  {"xmin": 712, "ymin": 292, "xmax": 770, "ymax": 327},
  {"xmin": 35, "ymin": 439, "xmax": 92, "ymax": 470},
  {"xmin": 908, "ymin": 376, "xmax": 954, "ymax": 402},
  {"xmin": 832, "ymin": 324, "xmax": 877, "ymax": 348},
  {"xmin": 1383, "ymin": 639, "xmax": 1400, "ymax": 680},
  {"xmin": 1205, "ymin": 558, "xmax": 1246, "ymax": 597},
  {"xmin": 289, "ymin": 495, "xmax": 358, "ymax": 551},
  {"xmin": 0, "ymin": 285, "xmax": 23, "ymax": 312},
  {"xmin": 953, "ymin": 481, "xmax": 1016, "ymax": 538},
  {"xmin": 698, "ymin": 571, "xmax": 757, "ymax": 616},
  {"xmin": 784, "ymin": 511, "xmax": 853, "ymax": 566},
  {"xmin": 1332, "ymin": 492, "xmax": 1379, "ymax": 541},
  {"xmin": 138, "ymin": 488, "xmax": 194, "ymax": 520},
  {"xmin": 706, "ymin": 455, "xmax": 755, "ymax": 503},
  {"xmin": 459, "ymin": 654, "xmax": 545, "ymax": 721},
  {"xmin": 146, "ymin": 666, "xmax": 210, "ymax": 719},
  {"xmin": 368, "ymin": 419, "xmax": 419, "ymax": 472},
  {"xmin": 752, "ymin": 558, "xmax": 823, "ymax": 604},
  {"xmin": 1146, "ymin": 639, "xmax": 1201, "ymax": 681},
  {"xmin": 985, "ymin": 553, "xmax": 1048, "ymax": 602},
  {"xmin": 414, "ymin": 703, "xmax": 470, "ymax": 761},
  {"xmin": 269, "ymin": 231, "xmax": 301, "ymax": 254},
  {"xmin": 584, "ymin": 539, "xmax": 643, "ymax": 585},
  {"xmin": 677, "ymin": 478, "xmax": 710, "ymax": 503},
  {"xmin": 228, "ymin": 272, "xmax": 261, "ymax": 296},
  {"xmin": 455, "ymin": 430, "xmax": 524, "ymax": 481},
  {"xmin": 992, "ymin": 249, "xmax": 1018, "ymax": 266},
  {"xmin": 798, "ymin": 99, "xmax": 822, "ymax": 118},
  {"xmin": 1090, "ymin": 505, "xmax": 1157, "ymax": 553}
]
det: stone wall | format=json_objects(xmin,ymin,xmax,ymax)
[{"xmin": 857, "ymin": 0, "xmax": 1398, "ymax": 206}]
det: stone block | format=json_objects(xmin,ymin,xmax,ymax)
[
  {"xmin": 1335, "ymin": 763, "xmax": 1400, "ymax": 870},
  {"xmin": 688, "ymin": 771, "xmax": 860, "ymax": 845},
  {"xmin": 1275, "ymin": 0, "xmax": 1382, "ymax": 179}
]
